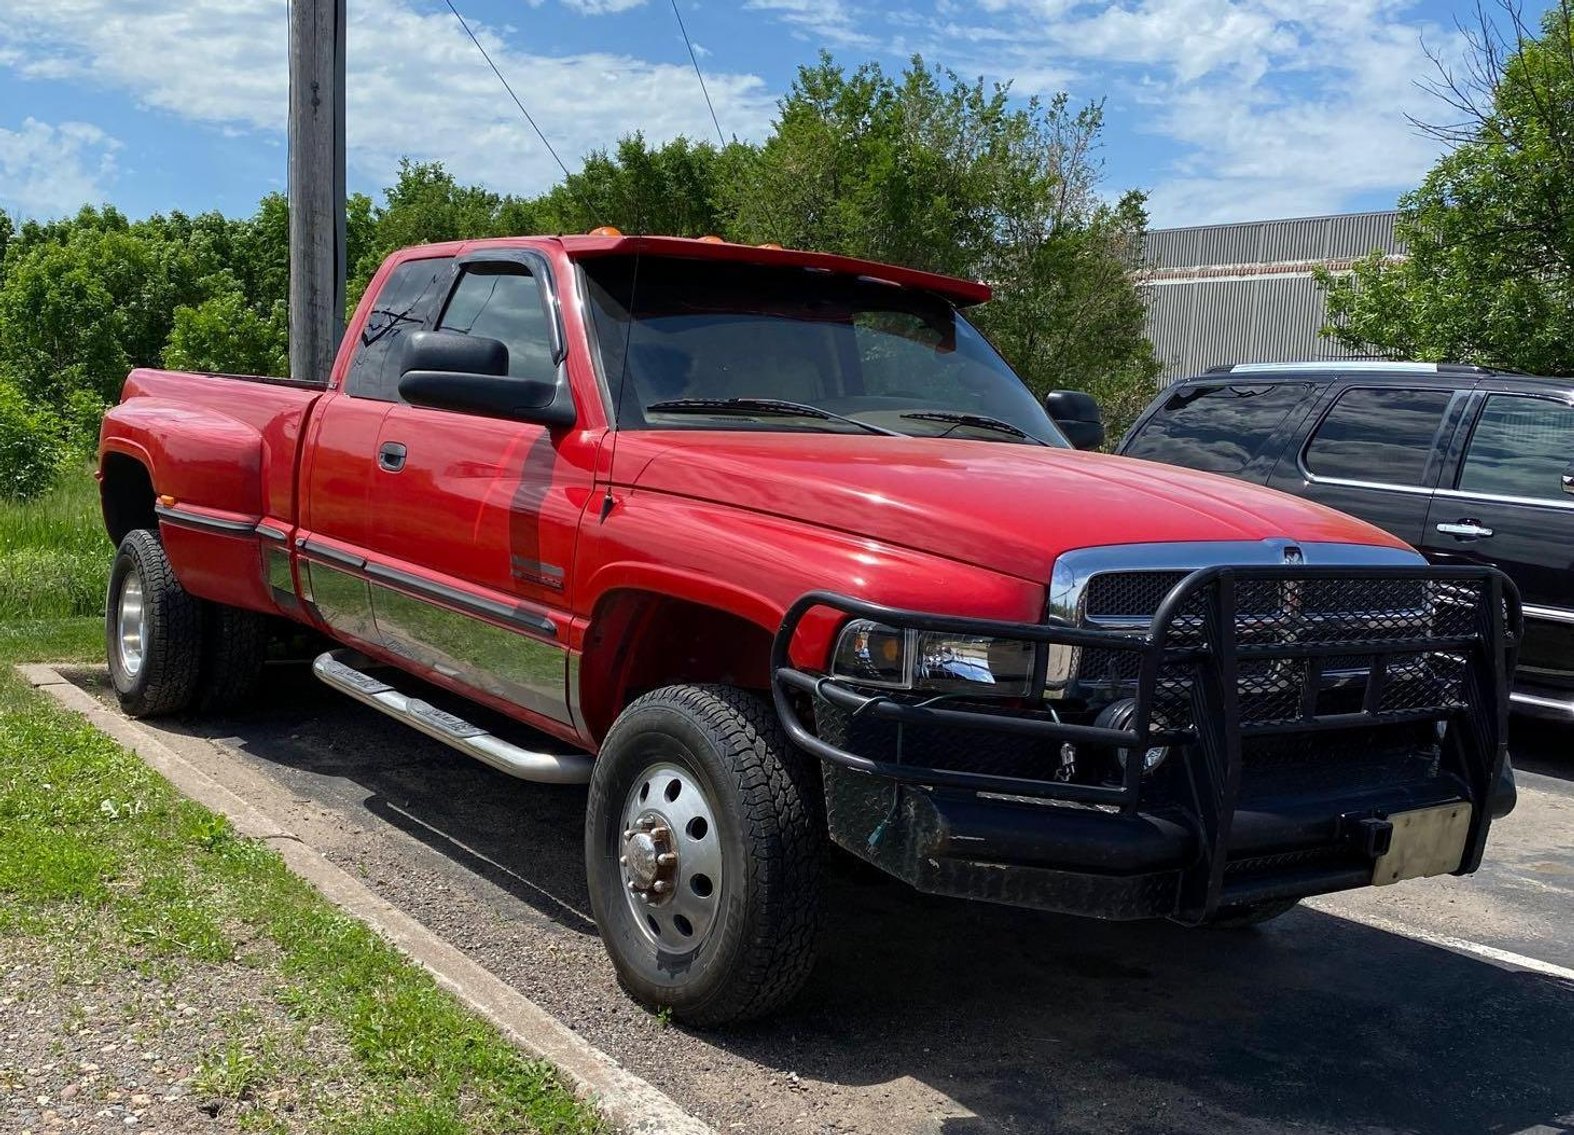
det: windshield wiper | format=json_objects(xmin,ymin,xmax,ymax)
[
  {"xmin": 647, "ymin": 398, "xmax": 904, "ymax": 437},
  {"xmin": 899, "ymin": 410, "xmax": 1046, "ymax": 444}
]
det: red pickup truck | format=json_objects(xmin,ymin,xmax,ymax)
[{"xmin": 97, "ymin": 233, "xmax": 1520, "ymax": 1024}]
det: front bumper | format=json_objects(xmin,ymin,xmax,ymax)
[{"xmin": 771, "ymin": 566, "xmax": 1520, "ymax": 922}]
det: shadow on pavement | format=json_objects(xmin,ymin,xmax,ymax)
[{"xmin": 69, "ymin": 664, "xmax": 1574, "ymax": 1134}]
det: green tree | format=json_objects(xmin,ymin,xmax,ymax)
[
  {"xmin": 165, "ymin": 288, "xmax": 289, "ymax": 377},
  {"xmin": 1320, "ymin": 1, "xmax": 1574, "ymax": 374},
  {"xmin": 529, "ymin": 133, "xmax": 740, "ymax": 237}
]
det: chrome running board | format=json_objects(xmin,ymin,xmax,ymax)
[
  {"xmin": 312, "ymin": 650, "xmax": 593, "ymax": 785},
  {"xmin": 1510, "ymin": 689, "xmax": 1574, "ymax": 721}
]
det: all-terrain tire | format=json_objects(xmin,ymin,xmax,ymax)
[
  {"xmin": 1203, "ymin": 898, "xmax": 1300, "ymax": 929},
  {"xmin": 196, "ymin": 602, "xmax": 270, "ymax": 713},
  {"xmin": 585, "ymin": 684, "xmax": 825, "ymax": 1026},
  {"xmin": 105, "ymin": 529, "xmax": 202, "ymax": 718}
]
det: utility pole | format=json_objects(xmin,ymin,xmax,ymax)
[{"xmin": 288, "ymin": 0, "xmax": 347, "ymax": 384}]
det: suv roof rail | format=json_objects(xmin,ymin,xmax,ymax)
[{"xmin": 1203, "ymin": 360, "xmax": 1510, "ymax": 377}]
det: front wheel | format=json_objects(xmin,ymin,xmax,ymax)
[
  {"xmin": 585, "ymin": 685, "xmax": 824, "ymax": 1026},
  {"xmin": 105, "ymin": 529, "xmax": 202, "ymax": 718}
]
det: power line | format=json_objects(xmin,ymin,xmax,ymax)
[
  {"xmin": 441, "ymin": 0, "xmax": 575, "ymax": 183},
  {"xmin": 668, "ymin": 0, "xmax": 725, "ymax": 147}
]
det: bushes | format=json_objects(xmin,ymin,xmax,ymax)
[{"xmin": 0, "ymin": 382, "xmax": 65, "ymax": 501}]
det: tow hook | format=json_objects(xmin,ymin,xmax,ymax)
[
  {"xmin": 1339, "ymin": 814, "xmax": 1395, "ymax": 859},
  {"xmin": 621, "ymin": 814, "xmax": 678, "ymax": 903}
]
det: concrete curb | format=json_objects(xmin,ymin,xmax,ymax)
[{"xmin": 18, "ymin": 663, "xmax": 715, "ymax": 1135}]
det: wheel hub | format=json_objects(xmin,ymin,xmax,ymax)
[
  {"xmin": 116, "ymin": 567, "xmax": 147, "ymax": 679},
  {"xmin": 622, "ymin": 814, "xmax": 677, "ymax": 899}
]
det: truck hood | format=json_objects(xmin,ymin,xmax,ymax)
[{"xmin": 624, "ymin": 432, "xmax": 1411, "ymax": 582}]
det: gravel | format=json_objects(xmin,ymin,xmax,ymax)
[{"xmin": 0, "ymin": 933, "xmax": 354, "ymax": 1134}]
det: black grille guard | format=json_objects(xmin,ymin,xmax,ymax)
[{"xmin": 771, "ymin": 564, "xmax": 1521, "ymax": 914}]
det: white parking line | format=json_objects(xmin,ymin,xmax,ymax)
[{"xmin": 1315, "ymin": 905, "xmax": 1574, "ymax": 983}]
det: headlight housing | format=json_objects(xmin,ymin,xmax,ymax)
[{"xmin": 830, "ymin": 620, "xmax": 1036, "ymax": 697}]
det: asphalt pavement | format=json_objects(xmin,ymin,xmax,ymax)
[{"xmin": 64, "ymin": 663, "xmax": 1574, "ymax": 1135}]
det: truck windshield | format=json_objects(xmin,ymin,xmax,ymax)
[{"xmin": 580, "ymin": 255, "xmax": 1067, "ymax": 446}]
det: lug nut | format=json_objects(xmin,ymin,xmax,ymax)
[
  {"xmin": 651, "ymin": 826, "xmax": 671, "ymax": 840},
  {"xmin": 657, "ymin": 852, "xmax": 677, "ymax": 867},
  {"xmin": 627, "ymin": 880, "xmax": 642, "ymax": 893},
  {"xmin": 619, "ymin": 855, "xmax": 628, "ymax": 866},
  {"xmin": 651, "ymin": 880, "xmax": 672, "ymax": 894}
]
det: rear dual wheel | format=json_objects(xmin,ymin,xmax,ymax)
[
  {"xmin": 585, "ymin": 684, "xmax": 824, "ymax": 1026},
  {"xmin": 106, "ymin": 530, "xmax": 268, "ymax": 717}
]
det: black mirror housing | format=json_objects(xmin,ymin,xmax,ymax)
[
  {"xmin": 401, "ymin": 329, "xmax": 508, "ymax": 378},
  {"xmin": 398, "ymin": 331, "xmax": 575, "ymax": 427},
  {"xmin": 1044, "ymin": 389, "xmax": 1105, "ymax": 451},
  {"xmin": 398, "ymin": 370, "xmax": 576, "ymax": 427}
]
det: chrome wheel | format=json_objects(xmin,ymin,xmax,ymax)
[
  {"xmin": 620, "ymin": 761, "xmax": 722, "ymax": 951},
  {"xmin": 116, "ymin": 568, "xmax": 147, "ymax": 678}
]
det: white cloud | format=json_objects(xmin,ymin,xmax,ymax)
[
  {"xmin": 744, "ymin": 0, "xmax": 883, "ymax": 49},
  {"xmin": 0, "ymin": 117, "xmax": 120, "ymax": 219},
  {"xmin": 0, "ymin": 0, "xmax": 776, "ymax": 201},
  {"xmin": 561, "ymin": 0, "xmax": 648, "ymax": 12},
  {"xmin": 908, "ymin": 0, "xmax": 1458, "ymax": 225}
]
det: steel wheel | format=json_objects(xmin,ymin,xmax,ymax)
[
  {"xmin": 116, "ymin": 567, "xmax": 147, "ymax": 678},
  {"xmin": 619, "ymin": 761, "xmax": 723, "ymax": 951}
]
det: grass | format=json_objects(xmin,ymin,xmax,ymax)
[
  {"xmin": 0, "ymin": 470, "xmax": 111, "ymax": 620},
  {"xmin": 0, "ymin": 619, "xmax": 604, "ymax": 1134}
]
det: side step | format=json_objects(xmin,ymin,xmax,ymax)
[{"xmin": 312, "ymin": 650, "xmax": 594, "ymax": 785}]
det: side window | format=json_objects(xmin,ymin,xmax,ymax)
[
  {"xmin": 344, "ymin": 257, "xmax": 453, "ymax": 401},
  {"xmin": 1457, "ymin": 394, "xmax": 1574, "ymax": 502},
  {"xmin": 1122, "ymin": 382, "xmax": 1312, "ymax": 474},
  {"xmin": 1304, "ymin": 387, "xmax": 1452, "ymax": 486},
  {"xmin": 436, "ymin": 266, "xmax": 557, "ymax": 383}
]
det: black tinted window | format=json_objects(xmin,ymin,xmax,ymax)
[
  {"xmin": 1458, "ymin": 395, "xmax": 1574, "ymax": 502},
  {"xmin": 1304, "ymin": 387, "xmax": 1450, "ymax": 486},
  {"xmin": 437, "ymin": 267, "xmax": 556, "ymax": 383},
  {"xmin": 581, "ymin": 256, "xmax": 1063, "ymax": 444},
  {"xmin": 344, "ymin": 257, "xmax": 452, "ymax": 401},
  {"xmin": 1123, "ymin": 383, "xmax": 1311, "ymax": 474}
]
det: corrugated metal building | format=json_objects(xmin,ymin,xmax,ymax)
[{"xmin": 1142, "ymin": 211, "xmax": 1404, "ymax": 385}]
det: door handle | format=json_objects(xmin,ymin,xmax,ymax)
[
  {"xmin": 1436, "ymin": 520, "xmax": 1493, "ymax": 539},
  {"xmin": 378, "ymin": 441, "xmax": 407, "ymax": 472}
]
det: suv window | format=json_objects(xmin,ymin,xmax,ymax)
[
  {"xmin": 1457, "ymin": 394, "xmax": 1574, "ymax": 502},
  {"xmin": 1123, "ymin": 382, "xmax": 1311, "ymax": 474},
  {"xmin": 343, "ymin": 256, "xmax": 453, "ymax": 401},
  {"xmin": 436, "ymin": 266, "xmax": 557, "ymax": 384},
  {"xmin": 1304, "ymin": 387, "xmax": 1452, "ymax": 486}
]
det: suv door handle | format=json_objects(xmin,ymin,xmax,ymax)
[
  {"xmin": 1436, "ymin": 519, "xmax": 1493, "ymax": 539},
  {"xmin": 378, "ymin": 441, "xmax": 407, "ymax": 472}
]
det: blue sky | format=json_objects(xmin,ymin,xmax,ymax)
[{"xmin": 0, "ymin": 0, "xmax": 1498, "ymax": 228}]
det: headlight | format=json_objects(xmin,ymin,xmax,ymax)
[{"xmin": 831, "ymin": 620, "xmax": 1035, "ymax": 696}]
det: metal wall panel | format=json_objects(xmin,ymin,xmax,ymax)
[
  {"xmin": 1143, "ymin": 211, "xmax": 1402, "ymax": 269},
  {"xmin": 1141, "ymin": 211, "xmax": 1404, "ymax": 385}
]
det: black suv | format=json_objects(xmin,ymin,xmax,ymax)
[{"xmin": 1118, "ymin": 361, "xmax": 1574, "ymax": 719}]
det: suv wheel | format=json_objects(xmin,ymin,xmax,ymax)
[
  {"xmin": 105, "ymin": 529, "xmax": 202, "ymax": 718},
  {"xmin": 585, "ymin": 684, "xmax": 824, "ymax": 1025}
]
